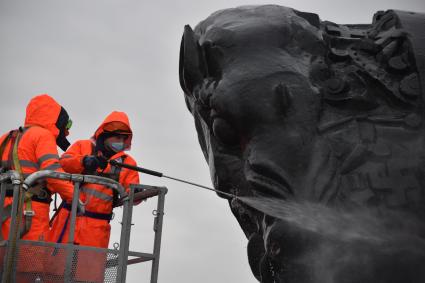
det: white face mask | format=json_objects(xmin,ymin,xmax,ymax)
[{"xmin": 108, "ymin": 141, "xmax": 125, "ymax": 152}]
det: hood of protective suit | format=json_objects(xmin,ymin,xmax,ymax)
[
  {"xmin": 24, "ymin": 94, "xmax": 62, "ymax": 138},
  {"xmin": 93, "ymin": 111, "xmax": 133, "ymax": 150}
]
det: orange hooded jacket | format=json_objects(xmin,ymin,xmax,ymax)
[
  {"xmin": 0, "ymin": 94, "xmax": 74, "ymax": 241},
  {"xmin": 48, "ymin": 111, "xmax": 139, "ymax": 247},
  {"xmin": 46, "ymin": 111, "xmax": 139, "ymax": 282}
]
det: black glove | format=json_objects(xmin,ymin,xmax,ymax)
[
  {"xmin": 82, "ymin": 155, "xmax": 99, "ymax": 172},
  {"xmin": 97, "ymin": 155, "xmax": 108, "ymax": 170}
]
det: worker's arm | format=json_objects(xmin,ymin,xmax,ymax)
[
  {"xmin": 35, "ymin": 130, "xmax": 74, "ymax": 201},
  {"xmin": 59, "ymin": 140, "xmax": 87, "ymax": 174}
]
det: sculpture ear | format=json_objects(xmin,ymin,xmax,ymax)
[
  {"xmin": 179, "ymin": 25, "xmax": 207, "ymax": 95},
  {"xmin": 293, "ymin": 10, "xmax": 320, "ymax": 28}
]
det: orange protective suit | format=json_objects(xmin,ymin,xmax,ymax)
[
  {"xmin": 47, "ymin": 111, "xmax": 139, "ymax": 282},
  {"xmin": 0, "ymin": 94, "xmax": 75, "ymax": 282},
  {"xmin": 0, "ymin": 94, "xmax": 74, "ymax": 240}
]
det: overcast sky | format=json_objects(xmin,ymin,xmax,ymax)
[{"xmin": 1, "ymin": 1, "xmax": 424, "ymax": 282}]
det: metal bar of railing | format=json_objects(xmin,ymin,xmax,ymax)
[
  {"xmin": 1, "ymin": 170, "xmax": 167, "ymax": 283},
  {"xmin": 128, "ymin": 250, "xmax": 156, "ymax": 259},
  {"xmin": 116, "ymin": 183, "xmax": 135, "ymax": 282},
  {"xmin": 151, "ymin": 187, "xmax": 167, "ymax": 283},
  {"xmin": 23, "ymin": 171, "xmax": 127, "ymax": 200},
  {"xmin": 106, "ymin": 252, "xmax": 155, "ymax": 268},
  {"xmin": 23, "ymin": 170, "xmax": 129, "ymax": 282},
  {"xmin": 0, "ymin": 171, "xmax": 21, "ymax": 183},
  {"xmin": 114, "ymin": 187, "xmax": 160, "ymax": 207},
  {"xmin": 1, "ymin": 171, "xmax": 22, "ymax": 283},
  {"xmin": 127, "ymin": 257, "xmax": 151, "ymax": 265},
  {"xmin": 64, "ymin": 181, "xmax": 81, "ymax": 282},
  {"xmin": 67, "ymin": 181, "xmax": 81, "ymax": 244},
  {"xmin": 0, "ymin": 172, "xmax": 17, "ymax": 224},
  {"xmin": 0, "ymin": 182, "xmax": 7, "ymax": 234}
]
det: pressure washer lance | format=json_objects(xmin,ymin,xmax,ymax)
[{"xmin": 109, "ymin": 160, "xmax": 237, "ymax": 198}]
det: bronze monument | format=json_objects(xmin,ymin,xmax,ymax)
[{"xmin": 179, "ymin": 5, "xmax": 425, "ymax": 282}]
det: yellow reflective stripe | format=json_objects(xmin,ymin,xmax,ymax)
[{"xmin": 38, "ymin": 154, "xmax": 59, "ymax": 165}]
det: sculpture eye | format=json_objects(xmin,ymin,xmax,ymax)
[{"xmin": 212, "ymin": 117, "xmax": 239, "ymax": 146}]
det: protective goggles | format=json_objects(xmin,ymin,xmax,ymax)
[{"xmin": 66, "ymin": 119, "xmax": 73, "ymax": 130}]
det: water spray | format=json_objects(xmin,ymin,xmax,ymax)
[
  {"xmin": 109, "ymin": 160, "xmax": 237, "ymax": 198},
  {"xmin": 109, "ymin": 163, "xmax": 425, "ymax": 253}
]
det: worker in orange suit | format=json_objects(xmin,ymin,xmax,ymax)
[
  {"xmin": 47, "ymin": 111, "xmax": 140, "ymax": 282},
  {"xmin": 0, "ymin": 94, "xmax": 75, "ymax": 282},
  {"xmin": 0, "ymin": 94, "xmax": 74, "ymax": 241}
]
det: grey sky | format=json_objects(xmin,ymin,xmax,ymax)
[{"xmin": 1, "ymin": 0, "xmax": 424, "ymax": 282}]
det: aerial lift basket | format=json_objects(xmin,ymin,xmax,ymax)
[{"xmin": 0, "ymin": 170, "xmax": 167, "ymax": 283}]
